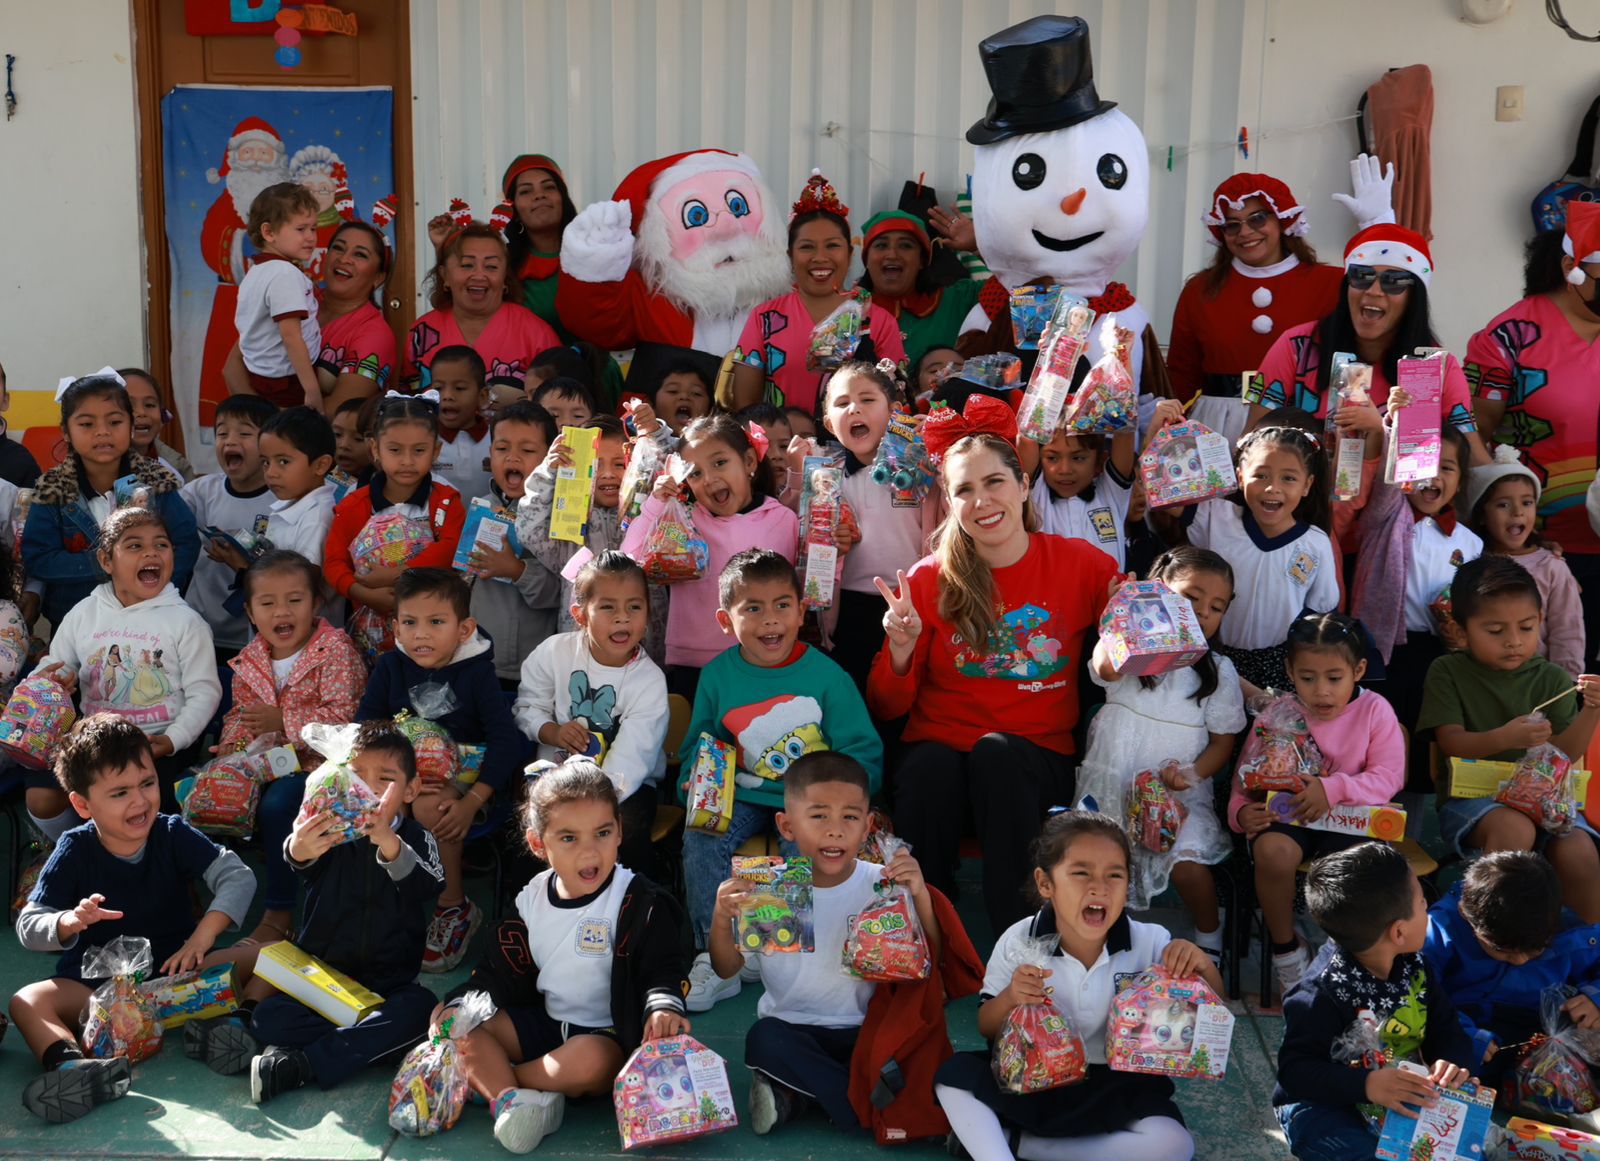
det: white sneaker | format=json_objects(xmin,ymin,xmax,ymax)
[
  {"xmin": 1271, "ymin": 941, "xmax": 1311, "ymax": 997},
  {"xmin": 686, "ymin": 951, "xmax": 740, "ymax": 1013},
  {"xmin": 493, "ymin": 1088, "xmax": 565, "ymax": 1154}
]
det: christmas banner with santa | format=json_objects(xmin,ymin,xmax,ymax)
[{"xmin": 161, "ymin": 84, "xmax": 394, "ymax": 444}]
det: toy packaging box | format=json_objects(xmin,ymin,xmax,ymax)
[
  {"xmin": 1375, "ymin": 1062, "xmax": 1494, "ymax": 1161},
  {"xmin": 1503, "ymin": 1117, "xmax": 1600, "ymax": 1160},
  {"xmin": 1098, "ymin": 579, "xmax": 1209, "ymax": 677},
  {"xmin": 141, "ymin": 963, "xmax": 239, "ymax": 1030},
  {"xmin": 327, "ymin": 467, "xmax": 359, "ymax": 504},
  {"xmin": 732, "ymin": 856, "xmax": 815, "ymax": 956},
  {"xmin": 256, "ymin": 941, "xmax": 384, "ymax": 1028},
  {"xmin": 1385, "ymin": 352, "xmax": 1446, "ymax": 488},
  {"xmin": 454, "ymin": 498, "xmax": 521, "ymax": 582},
  {"xmin": 684, "ymin": 734, "xmax": 737, "ymax": 835},
  {"xmin": 1325, "ymin": 355, "xmax": 1374, "ymax": 502},
  {"xmin": 799, "ymin": 456, "xmax": 842, "ymax": 611},
  {"xmin": 0, "ymin": 674, "xmax": 78, "ymax": 769},
  {"xmin": 1265, "ymin": 794, "xmax": 1408, "ymax": 841},
  {"xmin": 550, "ymin": 425, "xmax": 599, "ymax": 545},
  {"xmin": 1017, "ymin": 294, "xmax": 1096, "ymax": 444},
  {"xmin": 1106, "ymin": 967, "xmax": 1234, "ymax": 1081},
  {"xmin": 870, "ymin": 411, "xmax": 934, "ymax": 504},
  {"xmin": 613, "ymin": 1034, "xmax": 738, "ymax": 1150},
  {"xmin": 1138, "ymin": 420, "xmax": 1238, "ymax": 509}
]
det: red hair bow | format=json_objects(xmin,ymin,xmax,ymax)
[{"xmin": 921, "ymin": 395, "xmax": 1018, "ymax": 464}]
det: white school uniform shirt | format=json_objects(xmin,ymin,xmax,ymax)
[
  {"xmin": 434, "ymin": 427, "xmax": 492, "ymax": 506},
  {"xmin": 1030, "ymin": 467, "xmax": 1132, "ymax": 570},
  {"xmin": 839, "ymin": 463, "xmax": 926, "ymax": 593},
  {"xmin": 1189, "ymin": 500, "xmax": 1339, "ymax": 651},
  {"xmin": 517, "ymin": 865, "xmax": 635, "ymax": 1028},
  {"xmin": 235, "ymin": 259, "xmax": 320, "ymax": 378},
  {"xmin": 265, "ymin": 484, "xmax": 336, "ymax": 564},
  {"xmin": 983, "ymin": 911, "xmax": 1172, "ymax": 1065},
  {"xmin": 180, "ymin": 473, "xmax": 274, "ymax": 651},
  {"xmin": 1405, "ymin": 516, "xmax": 1483, "ymax": 633},
  {"xmin": 749, "ymin": 859, "xmax": 879, "ymax": 1027}
]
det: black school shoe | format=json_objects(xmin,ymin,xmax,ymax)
[
  {"xmin": 22, "ymin": 1057, "xmax": 133, "ymax": 1123},
  {"xmin": 184, "ymin": 1015, "xmax": 260, "ymax": 1076},
  {"xmin": 250, "ymin": 1047, "xmax": 312, "ymax": 1104}
]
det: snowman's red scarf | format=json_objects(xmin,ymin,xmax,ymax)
[{"xmin": 975, "ymin": 276, "xmax": 1135, "ymax": 321}]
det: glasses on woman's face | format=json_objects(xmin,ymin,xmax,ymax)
[
  {"xmin": 1221, "ymin": 211, "xmax": 1272, "ymax": 236},
  {"xmin": 1347, "ymin": 264, "xmax": 1419, "ymax": 295}
]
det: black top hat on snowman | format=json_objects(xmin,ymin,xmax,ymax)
[{"xmin": 966, "ymin": 14, "xmax": 1117, "ymax": 145}]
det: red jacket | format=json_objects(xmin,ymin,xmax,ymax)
[
  {"xmin": 323, "ymin": 477, "xmax": 465, "ymax": 601},
  {"xmin": 848, "ymin": 887, "xmax": 984, "ymax": 1145}
]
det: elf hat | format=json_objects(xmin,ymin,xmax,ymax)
[
  {"xmin": 1202, "ymin": 173, "xmax": 1308, "ymax": 242},
  {"xmin": 1563, "ymin": 200, "xmax": 1600, "ymax": 284},
  {"xmin": 609, "ymin": 150, "xmax": 762, "ymax": 235},
  {"xmin": 500, "ymin": 153, "xmax": 576, "ymax": 219},
  {"xmin": 1463, "ymin": 443, "xmax": 1543, "ymax": 519},
  {"xmin": 1344, "ymin": 224, "xmax": 1433, "ymax": 289},
  {"xmin": 861, "ymin": 210, "xmax": 932, "ymax": 260}
]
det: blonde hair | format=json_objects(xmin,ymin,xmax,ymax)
[{"xmin": 934, "ymin": 434, "xmax": 1038, "ymax": 650}]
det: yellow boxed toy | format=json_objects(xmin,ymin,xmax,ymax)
[
  {"xmin": 1447, "ymin": 758, "xmax": 1590, "ymax": 801},
  {"xmin": 256, "ymin": 942, "xmax": 383, "ymax": 1028}
]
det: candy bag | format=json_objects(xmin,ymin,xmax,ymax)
[
  {"xmin": 1331, "ymin": 1009, "xmax": 1390, "ymax": 1129},
  {"xmin": 992, "ymin": 935, "xmax": 1087, "ymax": 1093},
  {"xmin": 857, "ymin": 808, "xmax": 896, "ymax": 864},
  {"xmin": 82, "ymin": 935, "xmax": 163, "ymax": 1063},
  {"xmin": 1495, "ymin": 739, "xmax": 1577, "ymax": 835},
  {"xmin": 1106, "ymin": 966, "xmax": 1234, "ymax": 1080},
  {"xmin": 619, "ymin": 432, "xmax": 665, "ymax": 526},
  {"xmin": 806, "ymin": 294, "xmax": 867, "ymax": 371},
  {"xmin": 1237, "ymin": 694, "xmax": 1325, "ymax": 794},
  {"xmin": 841, "ymin": 836, "xmax": 931, "ymax": 982},
  {"xmin": 613, "ymin": 1034, "xmax": 738, "ymax": 1149},
  {"xmin": 1509, "ymin": 986, "xmax": 1600, "ymax": 1115},
  {"xmin": 389, "ymin": 991, "xmax": 495, "ymax": 1137},
  {"xmin": 1127, "ymin": 766, "xmax": 1189, "ymax": 854},
  {"xmin": 1018, "ymin": 295, "xmax": 1095, "ymax": 443},
  {"xmin": 393, "ymin": 710, "xmax": 460, "ymax": 786},
  {"xmin": 733, "ymin": 856, "xmax": 814, "ymax": 956},
  {"xmin": 640, "ymin": 496, "xmax": 709, "ymax": 584},
  {"xmin": 350, "ymin": 510, "xmax": 435, "ymax": 660},
  {"xmin": 181, "ymin": 741, "xmax": 276, "ymax": 837},
  {"xmin": 1060, "ymin": 318, "xmax": 1135, "ymax": 434},
  {"xmin": 295, "ymin": 722, "xmax": 382, "ymax": 845},
  {"xmin": 870, "ymin": 411, "xmax": 935, "ymax": 502}
]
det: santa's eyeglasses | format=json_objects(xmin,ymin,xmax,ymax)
[
  {"xmin": 1346, "ymin": 265, "xmax": 1419, "ymax": 295},
  {"xmin": 1220, "ymin": 211, "xmax": 1273, "ymax": 236}
]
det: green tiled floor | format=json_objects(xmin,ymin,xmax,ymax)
[{"xmin": 0, "ymin": 846, "xmax": 1291, "ymax": 1160}]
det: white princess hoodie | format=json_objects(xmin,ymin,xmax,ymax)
[{"xmin": 41, "ymin": 583, "xmax": 221, "ymax": 752}]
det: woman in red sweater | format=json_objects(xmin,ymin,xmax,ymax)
[{"xmin": 868, "ymin": 396, "xmax": 1117, "ymax": 931}]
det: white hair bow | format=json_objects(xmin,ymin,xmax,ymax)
[
  {"xmin": 55, "ymin": 367, "xmax": 125, "ymax": 401},
  {"xmin": 383, "ymin": 388, "xmax": 440, "ymax": 405}
]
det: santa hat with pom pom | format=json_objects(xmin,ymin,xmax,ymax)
[
  {"xmin": 1463, "ymin": 443, "xmax": 1542, "ymax": 518},
  {"xmin": 1344, "ymin": 224, "xmax": 1433, "ymax": 289},
  {"xmin": 608, "ymin": 150, "xmax": 766, "ymax": 235},
  {"xmin": 1564, "ymin": 201, "xmax": 1600, "ymax": 285}
]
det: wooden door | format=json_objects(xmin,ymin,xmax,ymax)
[{"xmin": 132, "ymin": 0, "xmax": 413, "ymax": 449}]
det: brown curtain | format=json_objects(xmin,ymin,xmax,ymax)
[{"xmin": 1365, "ymin": 65, "xmax": 1435, "ymax": 238}]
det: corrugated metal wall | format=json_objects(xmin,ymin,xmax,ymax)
[{"xmin": 408, "ymin": 0, "xmax": 1266, "ymax": 341}]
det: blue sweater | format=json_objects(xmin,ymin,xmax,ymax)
[
  {"xmin": 354, "ymin": 630, "xmax": 523, "ymax": 795},
  {"xmin": 1424, "ymin": 880, "xmax": 1600, "ymax": 1061}
]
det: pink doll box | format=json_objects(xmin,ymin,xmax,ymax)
[
  {"xmin": 613, "ymin": 1034, "xmax": 738, "ymax": 1150},
  {"xmin": 1138, "ymin": 420, "xmax": 1238, "ymax": 509},
  {"xmin": 1106, "ymin": 967, "xmax": 1234, "ymax": 1080},
  {"xmin": 0, "ymin": 675, "xmax": 78, "ymax": 770},
  {"xmin": 1098, "ymin": 580, "xmax": 1209, "ymax": 677}
]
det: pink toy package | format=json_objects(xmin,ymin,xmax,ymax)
[
  {"xmin": 1098, "ymin": 580, "xmax": 1209, "ymax": 677},
  {"xmin": 613, "ymin": 1034, "xmax": 738, "ymax": 1150},
  {"xmin": 1138, "ymin": 420, "xmax": 1237, "ymax": 509},
  {"xmin": 1106, "ymin": 967, "xmax": 1234, "ymax": 1081},
  {"xmin": 1384, "ymin": 352, "xmax": 1445, "ymax": 488},
  {"xmin": 0, "ymin": 674, "xmax": 78, "ymax": 770}
]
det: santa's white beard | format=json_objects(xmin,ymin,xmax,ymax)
[
  {"xmin": 227, "ymin": 160, "xmax": 289, "ymax": 221},
  {"xmin": 637, "ymin": 207, "xmax": 790, "ymax": 321}
]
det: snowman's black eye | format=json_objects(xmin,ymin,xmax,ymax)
[
  {"xmin": 1012, "ymin": 153, "xmax": 1046, "ymax": 191},
  {"xmin": 1097, "ymin": 153, "xmax": 1128, "ymax": 190}
]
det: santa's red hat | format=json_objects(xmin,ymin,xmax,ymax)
[
  {"xmin": 1344, "ymin": 224, "xmax": 1433, "ymax": 289},
  {"xmin": 207, "ymin": 117, "xmax": 282, "ymax": 184},
  {"xmin": 1564, "ymin": 201, "xmax": 1600, "ymax": 284},
  {"xmin": 610, "ymin": 150, "xmax": 763, "ymax": 234},
  {"xmin": 1202, "ymin": 173, "xmax": 1308, "ymax": 242}
]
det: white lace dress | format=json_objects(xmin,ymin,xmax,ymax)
[{"xmin": 1075, "ymin": 655, "xmax": 1246, "ymax": 909}]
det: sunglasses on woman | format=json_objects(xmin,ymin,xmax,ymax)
[
  {"xmin": 1346, "ymin": 264, "xmax": 1419, "ymax": 295},
  {"xmin": 1221, "ymin": 211, "xmax": 1273, "ymax": 236}
]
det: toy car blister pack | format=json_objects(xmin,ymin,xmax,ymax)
[
  {"xmin": 1106, "ymin": 966, "xmax": 1234, "ymax": 1081},
  {"xmin": 613, "ymin": 1034, "xmax": 738, "ymax": 1150},
  {"xmin": 732, "ymin": 856, "xmax": 814, "ymax": 956}
]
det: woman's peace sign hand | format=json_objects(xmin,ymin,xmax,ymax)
[{"xmin": 874, "ymin": 570, "xmax": 923, "ymax": 673}]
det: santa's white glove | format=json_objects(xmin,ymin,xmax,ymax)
[
  {"xmin": 1330, "ymin": 153, "xmax": 1396, "ymax": 230},
  {"xmin": 560, "ymin": 199, "xmax": 636, "ymax": 284}
]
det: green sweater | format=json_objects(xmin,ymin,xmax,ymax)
[{"xmin": 685, "ymin": 644, "xmax": 883, "ymax": 810}]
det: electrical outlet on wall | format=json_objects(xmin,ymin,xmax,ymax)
[{"xmin": 1496, "ymin": 85, "xmax": 1525, "ymax": 122}]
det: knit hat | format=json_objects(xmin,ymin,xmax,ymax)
[
  {"xmin": 1202, "ymin": 173, "xmax": 1308, "ymax": 242},
  {"xmin": 1564, "ymin": 200, "xmax": 1600, "ymax": 284},
  {"xmin": 501, "ymin": 153, "xmax": 566, "ymax": 200},
  {"xmin": 1344, "ymin": 224, "xmax": 1433, "ymax": 289},
  {"xmin": 609, "ymin": 150, "xmax": 761, "ymax": 235},
  {"xmin": 1464, "ymin": 443, "xmax": 1542, "ymax": 518},
  {"xmin": 861, "ymin": 210, "xmax": 932, "ymax": 260},
  {"xmin": 792, "ymin": 168, "xmax": 849, "ymax": 221}
]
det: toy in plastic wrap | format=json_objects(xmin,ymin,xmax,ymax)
[
  {"xmin": 858, "ymin": 808, "xmax": 895, "ymax": 864},
  {"xmin": 733, "ymin": 856, "xmax": 814, "ymax": 956},
  {"xmin": 1106, "ymin": 967, "xmax": 1234, "ymax": 1081},
  {"xmin": 613, "ymin": 1034, "xmax": 738, "ymax": 1150},
  {"xmin": 82, "ymin": 936, "xmax": 163, "ymax": 1063},
  {"xmin": 393, "ymin": 711, "xmax": 460, "ymax": 787},
  {"xmin": 1127, "ymin": 767, "xmax": 1188, "ymax": 854},
  {"xmin": 619, "ymin": 434, "xmax": 665, "ymax": 526},
  {"xmin": 1009, "ymin": 284, "xmax": 1063, "ymax": 350},
  {"xmin": 1510, "ymin": 987, "xmax": 1600, "ymax": 1117},
  {"xmin": 960, "ymin": 353, "xmax": 1022, "ymax": 392},
  {"xmin": 295, "ymin": 723, "xmax": 382, "ymax": 845},
  {"xmin": 141, "ymin": 963, "xmax": 238, "ymax": 1030},
  {"xmin": 1375, "ymin": 1061, "xmax": 1495, "ymax": 1161},
  {"xmin": 684, "ymin": 734, "xmax": 736, "ymax": 836},
  {"xmin": 1385, "ymin": 352, "xmax": 1446, "ymax": 489},
  {"xmin": 1324, "ymin": 355, "xmax": 1373, "ymax": 502},
  {"xmin": 350, "ymin": 510, "xmax": 434, "ymax": 660},
  {"xmin": 800, "ymin": 457, "xmax": 842, "ymax": 611},
  {"xmin": 389, "ymin": 991, "xmax": 495, "ymax": 1137},
  {"xmin": 0, "ymin": 674, "xmax": 77, "ymax": 769},
  {"xmin": 841, "ymin": 837, "xmax": 931, "ymax": 982},
  {"xmin": 807, "ymin": 294, "xmax": 868, "ymax": 371},
  {"xmin": 640, "ymin": 497, "xmax": 709, "ymax": 585},
  {"xmin": 870, "ymin": 411, "xmax": 935, "ymax": 503},
  {"xmin": 1061, "ymin": 319, "xmax": 1135, "ymax": 434},
  {"xmin": 1099, "ymin": 579, "xmax": 1209, "ymax": 678},
  {"xmin": 1237, "ymin": 695, "xmax": 1325, "ymax": 794},
  {"xmin": 1138, "ymin": 420, "xmax": 1238, "ymax": 509},
  {"xmin": 1017, "ymin": 295, "xmax": 1095, "ymax": 444},
  {"xmin": 181, "ymin": 750, "xmax": 265, "ymax": 837},
  {"xmin": 992, "ymin": 934, "xmax": 1087, "ymax": 1093},
  {"xmin": 113, "ymin": 473, "xmax": 152, "ymax": 509},
  {"xmin": 1496, "ymin": 741, "xmax": 1578, "ymax": 835}
]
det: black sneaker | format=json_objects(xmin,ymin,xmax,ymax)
[
  {"xmin": 22, "ymin": 1057, "xmax": 132, "ymax": 1123},
  {"xmin": 250, "ymin": 1047, "xmax": 311, "ymax": 1104},
  {"xmin": 183, "ymin": 1015, "xmax": 259, "ymax": 1076}
]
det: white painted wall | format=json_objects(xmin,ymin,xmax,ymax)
[{"xmin": 0, "ymin": 2, "xmax": 145, "ymax": 400}]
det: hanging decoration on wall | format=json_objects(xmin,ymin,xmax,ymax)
[
  {"xmin": 5, "ymin": 54, "xmax": 15, "ymax": 121},
  {"xmin": 272, "ymin": 4, "xmax": 359, "ymax": 69}
]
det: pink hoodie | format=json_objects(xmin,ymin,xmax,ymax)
[
  {"xmin": 1228, "ymin": 688, "xmax": 1405, "ymax": 831},
  {"xmin": 620, "ymin": 493, "xmax": 799, "ymax": 669}
]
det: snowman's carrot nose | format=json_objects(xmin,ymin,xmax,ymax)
[{"xmin": 1060, "ymin": 188, "xmax": 1087, "ymax": 215}]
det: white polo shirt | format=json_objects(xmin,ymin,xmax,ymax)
[
  {"xmin": 1189, "ymin": 499, "xmax": 1340, "ymax": 651},
  {"xmin": 1031, "ymin": 467, "xmax": 1132, "ymax": 570},
  {"xmin": 517, "ymin": 865, "xmax": 635, "ymax": 1029},
  {"xmin": 1405, "ymin": 514, "xmax": 1482, "ymax": 633},
  {"xmin": 749, "ymin": 859, "xmax": 879, "ymax": 1027},
  {"xmin": 236, "ymin": 258, "xmax": 321, "ymax": 379}
]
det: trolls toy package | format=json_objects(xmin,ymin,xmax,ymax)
[
  {"xmin": 1107, "ymin": 967, "xmax": 1234, "ymax": 1081},
  {"xmin": 870, "ymin": 411, "xmax": 935, "ymax": 504},
  {"xmin": 1508, "ymin": 988, "xmax": 1600, "ymax": 1118},
  {"xmin": 1017, "ymin": 294, "xmax": 1096, "ymax": 445},
  {"xmin": 841, "ymin": 837, "xmax": 931, "ymax": 982},
  {"xmin": 641, "ymin": 496, "xmax": 710, "ymax": 584},
  {"xmin": 1385, "ymin": 352, "xmax": 1446, "ymax": 488},
  {"xmin": 1237, "ymin": 695, "xmax": 1326, "ymax": 793},
  {"xmin": 684, "ymin": 734, "xmax": 737, "ymax": 836},
  {"xmin": 613, "ymin": 1034, "xmax": 738, "ymax": 1150},
  {"xmin": 389, "ymin": 991, "xmax": 495, "ymax": 1137},
  {"xmin": 0, "ymin": 674, "xmax": 78, "ymax": 769},
  {"xmin": 1098, "ymin": 579, "xmax": 1209, "ymax": 677},
  {"xmin": 82, "ymin": 936, "xmax": 163, "ymax": 1063},
  {"xmin": 550, "ymin": 425, "xmax": 600, "ymax": 545},
  {"xmin": 1060, "ymin": 318, "xmax": 1136, "ymax": 435},
  {"xmin": 1375, "ymin": 1062, "xmax": 1494, "ymax": 1161},
  {"xmin": 141, "ymin": 963, "xmax": 239, "ymax": 1030},
  {"xmin": 799, "ymin": 456, "xmax": 843, "ymax": 611},
  {"xmin": 1496, "ymin": 742, "xmax": 1579, "ymax": 835},
  {"xmin": 992, "ymin": 935, "xmax": 1087, "ymax": 1094},
  {"xmin": 732, "ymin": 856, "xmax": 815, "ymax": 956},
  {"xmin": 1127, "ymin": 767, "xmax": 1189, "ymax": 854},
  {"xmin": 1137, "ymin": 420, "xmax": 1237, "ymax": 509}
]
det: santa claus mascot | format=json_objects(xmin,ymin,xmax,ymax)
[{"xmin": 557, "ymin": 149, "xmax": 791, "ymax": 392}]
